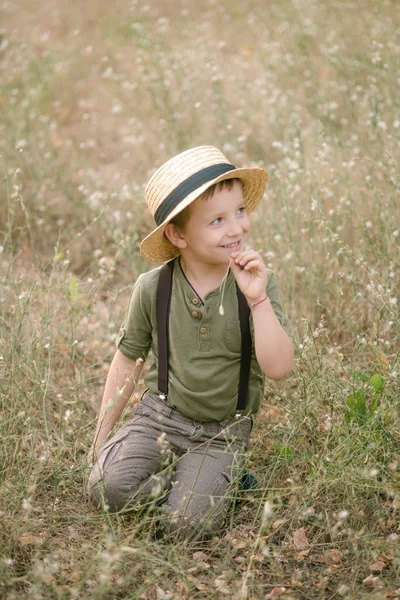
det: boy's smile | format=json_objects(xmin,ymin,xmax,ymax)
[
  {"xmin": 220, "ymin": 240, "xmax": 242, "ymax": 250},
  {"xmin": 165, "ymin": 181, "xmax": 250, "ymax": 272}
]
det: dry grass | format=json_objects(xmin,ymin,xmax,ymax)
[{"xmin": 0, "ymin": 0, "xmax": 399, "ymax": 598}]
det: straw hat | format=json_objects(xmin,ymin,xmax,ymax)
[{"xmin": 140, "ymin": 145, "xmax": 268, "ymax": 262}]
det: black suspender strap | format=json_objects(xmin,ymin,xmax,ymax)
[
  {"xmin": 156, "ymin": 260, "xmax": 252, "ymax": 410},
  {"xmin": 235, "ymin": 286, "xmax": 252, "ymax": 410},
  {"xmin": 156, "ymin": 260, "xmax": 174, "ymax": 396}
]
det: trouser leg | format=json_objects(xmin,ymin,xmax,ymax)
[
  {"xmin": 162, "ymin": 420, "xmax": 251, "ymax": 539},
  {"xmin": 87, "ymin": 391, "xmax": 252, "ymax": 534},
  {"xmin": 87, "ymin": 413, "xmax": 174, "ymax": 512}
]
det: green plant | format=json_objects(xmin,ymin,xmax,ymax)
[{"xmin": 346, "ymin": 371, "xmax": 385, "ymax": 423}]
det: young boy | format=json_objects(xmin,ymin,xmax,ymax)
[{"xmin": 87, "ymin": 146, "xmax": 293, "ymax": 538}]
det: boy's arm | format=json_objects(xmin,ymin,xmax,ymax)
[
  {"xmin": 88, "ymin": 349, "xmax": 144, "ymax": 464},
  {"xmin": 247, "ymin": 294, "xmax": 293, "ymax": 380},
  {"xmin": 230, "ymin": 249, "xmax": 293, "ymax": 380}
]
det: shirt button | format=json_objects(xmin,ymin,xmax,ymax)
[
  {"xmin": 192, "ymin": 311, "xmax": 198, "ymax": 317},
  {"xmin": 192, "ymin": 298, "xmax": 199, "ymax": 305},
  {"xmin": 200, "ymin": 327, "xmax": 207, "ymax": 334}
]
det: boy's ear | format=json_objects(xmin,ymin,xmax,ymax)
[{"xmin": 164, "ymin": 223, "xmax": 188, "ymax": 249}]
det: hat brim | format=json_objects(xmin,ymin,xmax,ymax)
[{"xmin": 140, "ymin": 167, "xmax": 268, "ymax": 262}]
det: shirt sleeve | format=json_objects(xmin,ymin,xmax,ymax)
[
  {"xmin": 116, "ymin": 275, "xmax": 153, "ymax": 361},
  {"xmin": 266, "ymin": 271, "xmax": 291, "ymax": 335}
]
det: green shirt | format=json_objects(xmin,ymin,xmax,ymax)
[{"xmin": 117, "ymin": 258, "xmax": 290, "ymax": 422}]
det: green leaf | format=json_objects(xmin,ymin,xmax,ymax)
[
  {"xmin": 272, "ymin": 445, "xmax": 293, "ymax": 462},
  {"xmin": 346, "ymin": 389, "xmax": 367, "ymax": 418},
  {"xmin": 371, "ymin": 396, "xmax": 379, "ymax": 413},
  {"xmin": 369, "ymin": 374, "xmax": 385, "ymax": 395},
  {"xmin": 352, "ymin": 371, "xmax": 370, "ymax": 382}
]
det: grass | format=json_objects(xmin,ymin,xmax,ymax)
[{"xmin": 0, "ymin": 0, "xmax": 399, "ymax": 598}]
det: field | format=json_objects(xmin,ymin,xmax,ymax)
[{"xmin": 0, "ymin": 0, "xmax": 399, "ymax": 598}]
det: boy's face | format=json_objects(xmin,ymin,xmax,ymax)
[{"xmin": 170, "ymin": 181, "xmax": 250, "ymax": 267}]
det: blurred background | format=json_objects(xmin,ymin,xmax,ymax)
[
  {"xmin": 0, "ymin": 1, "xmax": 399, "ymax": 598},
  {"xmin": 2, "ymin": 0, "xmax": 399, "ymax": 313}
]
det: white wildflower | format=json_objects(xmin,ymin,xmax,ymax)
[
  {"xmin": 16, "ymin": 139, "xmax": 28, "ymax": 149},
  {"xmin": 22, "ymin": 497, "xmax": 33, "ymax": 511},
  {"xmin": 337, "ymin": 509, "xmax": 349, "ymax": 520},
  {"xmin": 262, "ymin": 501, "xmax": 274, "ymax": 520}
]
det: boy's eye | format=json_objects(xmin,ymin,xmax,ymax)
[{"xmin": 210, "ymin": 207, "xmax": 246, "ymax": 225}]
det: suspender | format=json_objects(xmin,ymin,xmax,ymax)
[
  {"xmin": 156, "ymin": 260, "xmax": 174, "ymax": 398},
  {"xmin": 156, "ymin": 260, "xmax": 252, "ymax": 410},
  {"xmin": 235, "ymin": 283, "xmax": 252, "ymax": 410}
]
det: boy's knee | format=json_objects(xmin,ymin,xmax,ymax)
[
  {"xmin": 87, "ymin": 466, "xmax": 170, "ymax": 512},
  {"xmin": 87, "ymin": 468, "xmax": 130, "ymax": 512},
  {"xmin": 162, "ymin": 495, "xmax": 229, "ymax": 539},
  {"xmin": 162, "ymin": 509, "xmax": 225, "ymax": 540}
]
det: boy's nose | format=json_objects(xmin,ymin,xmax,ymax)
[{"xmin": 226, "ymin": 220, "xmax": 243, "ymax": 236}]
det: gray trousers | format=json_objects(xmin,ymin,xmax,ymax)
[{"xmin": 87, "ymin": 391, "xmax": 252, "ymax": 538}]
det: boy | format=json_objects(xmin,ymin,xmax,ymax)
[{"xmin": 87, "ymin": 146, "xmax": 293, "ymax": 538}]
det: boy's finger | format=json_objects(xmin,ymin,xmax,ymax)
[
  {"xmin": 237, "ymin": 252, "xmax": 261, "ymax": 264},
  {"xmin": 230, "ymin": 249, "xmax": 255, "ymax": 259},
  {"xmin": 230, "ymin": 249, "xmax": 259, "ymax": 263},
  {"xmin": 232, "ymin": 252, "xmax": 263, "ymax": 268},
  {"xmin": 241, "ymin": 259, "xmax": 263, "ymax": 271}
]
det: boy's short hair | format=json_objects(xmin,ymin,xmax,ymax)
[{"xmin": 170, "ymin": 177, "xmax": 243, "ymax": 230}]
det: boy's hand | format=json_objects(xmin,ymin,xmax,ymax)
[{"xmin": 229, "ymin": 249, "xmax": 268, "ymax": 304}]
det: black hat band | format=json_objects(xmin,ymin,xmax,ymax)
[{"xmin": 154, "ymin": 163, "xmax": 236, "ymax": 226}]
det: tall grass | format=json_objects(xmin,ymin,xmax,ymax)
[{"xmin": 1, "ymin": 0, "xmax": 399, "ymax": 598}]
